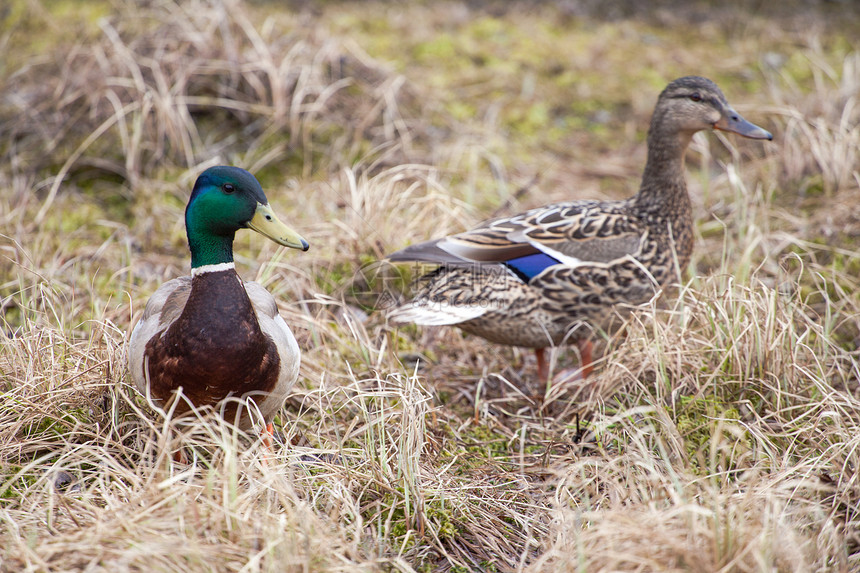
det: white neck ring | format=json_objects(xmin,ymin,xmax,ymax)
[{"xmin": 191, "ymin": 262, "xmax": 236, "ymax": 277}]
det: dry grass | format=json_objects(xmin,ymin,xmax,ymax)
[{"xmin": 1, "ymin": 0, "xmax": 859, "ymax": 571}]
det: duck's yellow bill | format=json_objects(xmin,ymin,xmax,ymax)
[{"xmin": 248, "ymin": 203, "xmax": 309, "ymax": 251}]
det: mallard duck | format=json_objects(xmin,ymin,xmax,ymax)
[
  {"xmin": 129, "ymin": 166, "xmax": 309, "ymax": 442},
  {"xmin": 386, "ymin": 76, "xmax": 771, "ymax": 381}
]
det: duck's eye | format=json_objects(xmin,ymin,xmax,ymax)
[
  {"xmin": 223, "ymin": 183, "xmax": 235, "ymax": 194},
  {"xmin": 689, "ymin": 93, "xmax": 702, "ymax": 102}
]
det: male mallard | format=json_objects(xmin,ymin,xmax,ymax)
[
  {"xmin": 129, "ymin": 166, "xmax": 308, "ymax": 441},
  {"xmin": 386, "ymin": 77, "xmax": 771, "ymax": 381}
]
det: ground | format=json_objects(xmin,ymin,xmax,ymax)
[{"xmin": 1, "ymin": 1, "xmax": 859, "ymax": 571}]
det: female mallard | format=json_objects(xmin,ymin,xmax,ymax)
[
  {"xmin": 129, "ymin": 166, "xmax": 309, "ymax": 440},
  {"xmin": 386, "ymin": 76, "xmax": 771, "ymax": 381}
]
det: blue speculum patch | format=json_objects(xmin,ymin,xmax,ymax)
[{"xmin": 504, "ymin": 252, "xmax": 560, "ymax": 281}]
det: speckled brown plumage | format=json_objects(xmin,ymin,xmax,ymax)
[{"xmin": 386, "ymin": 77, "xmax": 772, "ymax": 379}]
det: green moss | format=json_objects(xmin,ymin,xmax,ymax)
[
  {"xmin": 782, "ymin": 52, "xmax": 818, "ymax": 87},
  {"xmin": 0, "ymin": 468, "xmax": 37, "ymax": 502},
  {"xmin": 800, "ymin": 174, "xmax": 827, "ymax": 197},
  {"xmin": 830, "ymin": 252, "xmax": 860, "ymax": 277},
  {"xmin": 20, "ymin": 408, "xmax": 91, "ymax": 440},
  {"xmin": 676, "ymin": 395, "xmax": 752, "ymax": 477},
  {"xmin": 506, "ymin": 103, "xmax": 550, "ymax": 138},
  {"xmin": 446, "ymin": 101, "xmax": 478, "ymax": 122},
  {"xmin": 413, "ymin": 33, "xmax": 458, "ymax": 63},
  {"xmin": 453, "ymin": 422, "xmax": 513, "ymax": 459},
  {"xmin": 426, "ymin": 504, "xmax": 459, "ymax": 539},
  {"xmin": 0, "ymin": 0, "xmax": 111, "ymax": 62}
]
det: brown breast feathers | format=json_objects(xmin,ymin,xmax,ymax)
[{"xmin": 143, "ymin": 270, "xmax": 280, "ymax": 414}]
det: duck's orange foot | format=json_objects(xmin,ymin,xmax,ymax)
[
  {"xmin": 173, "ymin": 448, "xmax": 189, "ymax": 464},
  {"xmin": 262, "ymin": 422, "xmax": 274, "ymax": 450}
]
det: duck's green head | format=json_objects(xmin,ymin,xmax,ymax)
[{"xmin": 185, "ymin": 166, "xmax": 309, "ymax": 269}]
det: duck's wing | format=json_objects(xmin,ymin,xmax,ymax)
[
  {"xmin": 128, "ymin": 276, "xmax": 192, "ymax": 394},
  {"xmin": 386, "ymin": 201, "xmax": 647, "ymax": 327},
  {"xmin": 244, "ymin": 282, "xmax": 301, "ymax": 420},
  {"xmin": 388, "ymin": 201, "xmax": 646, "ymax": 278}
]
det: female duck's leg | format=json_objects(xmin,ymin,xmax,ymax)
[
  {"xmin": 536, "ymin": 340, "xmax": 593, "ymax": 382},
  {"xmin": 535, "ymin": 347, "xmax": 549, "ymax": 381},
  {"xmin": 577, "ymin": 339, "xmax": 594, "ymax": 379},
  {"xmin": 549, "ymin": 338, "xmax": 595, "ymax": 384}
]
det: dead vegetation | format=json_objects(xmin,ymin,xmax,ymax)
[{"xmin": 1, "ymin": 0, "xmax": 859, "ymax": 571}]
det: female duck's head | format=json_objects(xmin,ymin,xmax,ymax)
[{"xmin": 650, "ymin": 76, "xmax": 772, "ymax": 143}]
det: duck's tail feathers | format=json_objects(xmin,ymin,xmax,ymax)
[{"xmin": 387, "ymin": 300, "xmax": 487, "ymax": 325}]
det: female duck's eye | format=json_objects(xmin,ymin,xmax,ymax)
[
  {"xmin": 223, "ymin": 183, "xmax": 235, "ymax": 194},
  {"xmin": 689, "ymin": 93, "xmax": 702, "ymax": 102}
]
